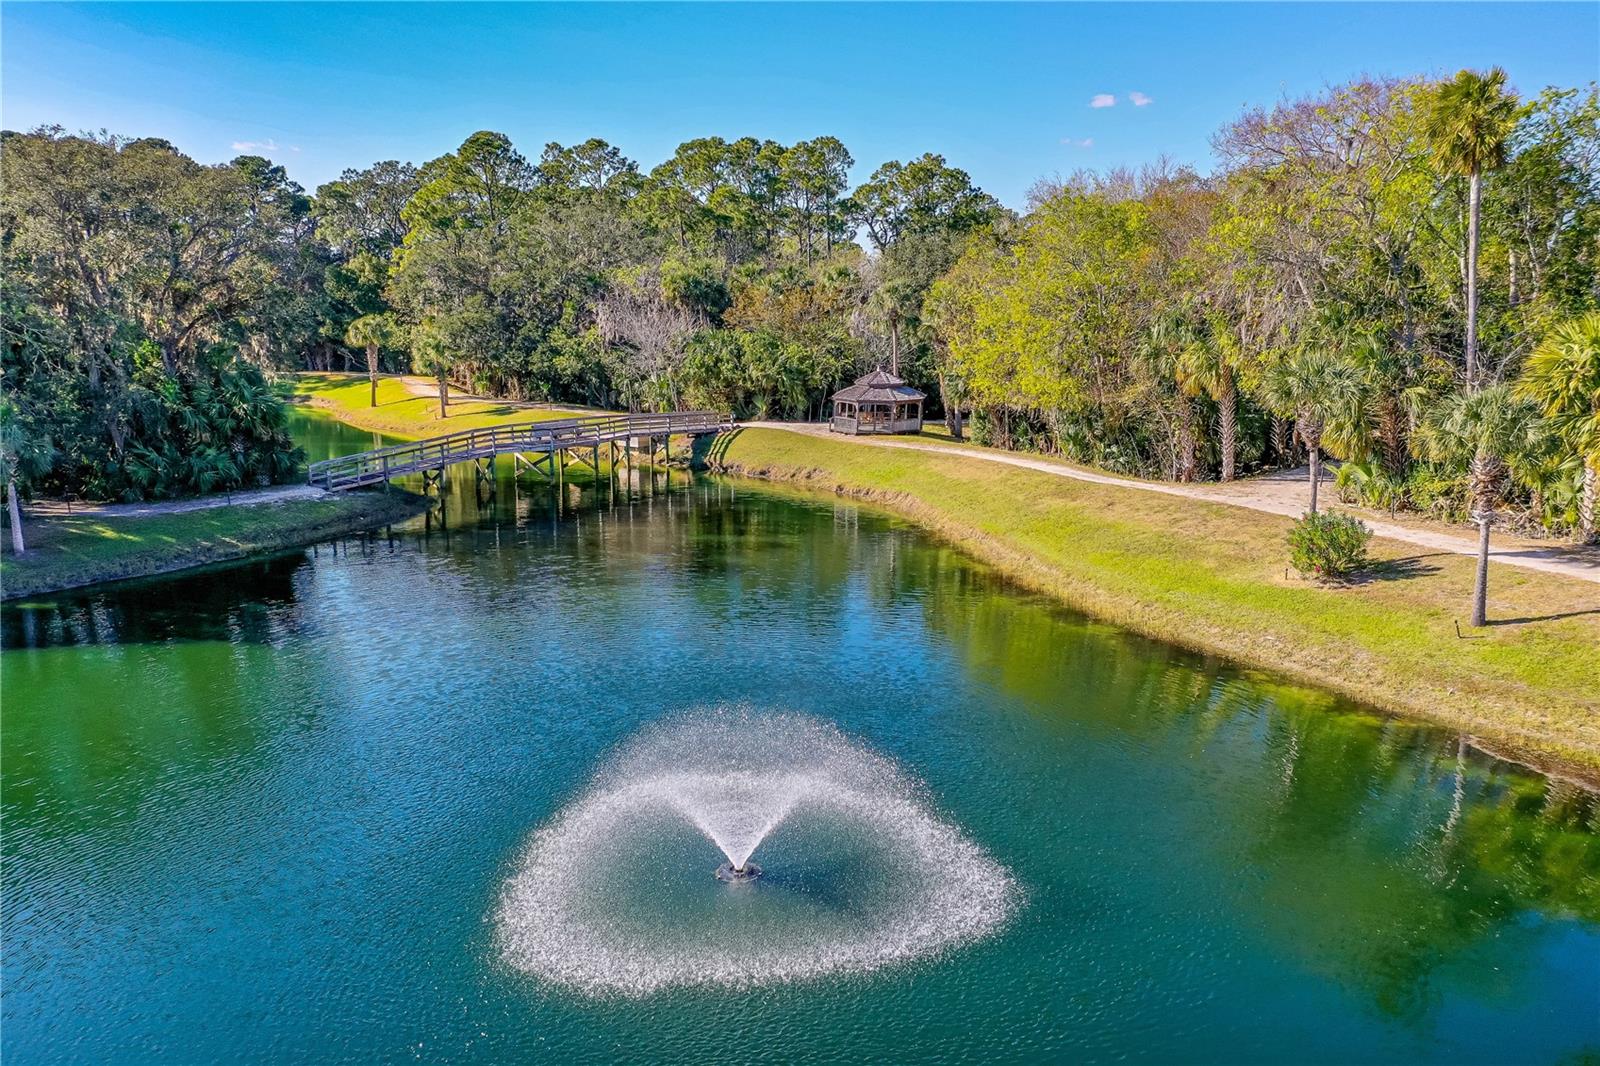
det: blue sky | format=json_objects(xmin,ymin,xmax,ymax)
[{"xmin": 3, "ymin": 2, "xmax": 1596, "ymax": 208}]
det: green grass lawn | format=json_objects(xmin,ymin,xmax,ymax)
[
  {"xmin": 1, "ymin": 490, "xmax": 427, "ymax": 601},
  {"xmin": 710, "ymin": 426, "xmax": 1600, "ymax": 776},
  {"xmin": 290, "ymin": 373, "xmax": 610, "ymax": 439}
]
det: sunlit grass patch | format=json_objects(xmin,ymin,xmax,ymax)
[
  {"xmin": 289, "ymin": 373, "xmax": 611, "ymax": 439},
  {"xmin": 2, "ymin": 491, "xmax": 427, "ymax": 600}
]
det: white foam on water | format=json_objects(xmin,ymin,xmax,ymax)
[{"xmin": 494, "ymin": 708, "xmax": 1018, "ymax": 996}]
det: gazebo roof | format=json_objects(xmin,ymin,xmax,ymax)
[{"xmin": 831, "ymin": 368, "xmax": 926, "ymax": 404}]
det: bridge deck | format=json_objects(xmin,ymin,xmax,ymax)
[{"xmin": 306, "ymin": 411, "xmax": 733, "ymax": 491}]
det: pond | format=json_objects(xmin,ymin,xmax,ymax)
[{"xmin": 3, "ymin": 410, "xmax": 1596, "ymax": 1063}]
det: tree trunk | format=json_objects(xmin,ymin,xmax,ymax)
[
  {"xmin": 6, "ymin": 478, "xmax": 24, "ymax": 554},
  {"xmin": 1467, "ymin": 446, "xmax": 1499, "ymax": 627},
  {"xmin": 1580, "ymin": 460, "xmax": 1597, "ymax": 545},
  {"xmin": 1218, "ymin": 372, "xmax": 1238, "ymax": 482},
  {"xmin": 367, "ymin": 344, "xmax": 380, "ymax": 407},
  {"xmin": 1471, "ymin": 515, "xmax": 1491, "ymax": 627},
  {"xmin": 938, "ymin": 372, "xmax": 963, "ymax": 441},
  {"xmin": 1466, "ymin": 169, "xmax": 1481, "ymax": 390},
  {"xmin": 1270, "ymin": 415, "xmax": 1288, "ymax": 465},
  {"xmin": 437, "ymin": 370, "xmax": 448, "ymax": 418},
  {"xmin": 1308, "ymin": 444, "xmax": 1321, "ymax": 515},
  {"xmin": 1378, "ymin": 400, "xmax": 1409, "ymax": 477},
  {"xmin": 1178, "ymin": 400, "xmax": 1197, "ymax": 483},
  {"xmin": 889, "ymin": 314, "xmax": 900, "ymax": 377}
]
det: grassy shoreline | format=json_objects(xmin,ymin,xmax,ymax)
[
  {"xmin": 705, "ymin": 427, "xmax": 1600, "ymax": 780},
  {"xmin": 2, "ymin": 489, "xmax": 428, "ymax": 602}
]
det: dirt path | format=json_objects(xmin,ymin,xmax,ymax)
[
  {"xmin": 27, "ymin": 484, "xmax": 332, "ymax": 520},
  {"xmin": 745, "ymin": 422, "xmax": 1600, "ymax": 586}
]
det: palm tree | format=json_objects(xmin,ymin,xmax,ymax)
[
  {"xmin": 1259, "ymin": 347, "xmax": 1361, "ymax": 515},
  {"xmin": 1416, "ymin": 385, "xmax": 1542, "ymax": 626},
  {"xmin": 1423, "ymin": 68, "xmax": 1520, "ymax": 390},
  {"xmin": 1337, "ymin": 333, "xmax": 1427, "ymax": 479},
  {"xmin": 1178, "ymin": 315, "xmax": 1243, "ymax": 481},
  {"xmin": 345, "ymin": 314, "xmax": 402, "ymax": 408},
  {"xmin": 1515, "ymin": 312, "xmax": 1600, "ymax": 543},
  {"xmin": 1140, "ymin": 317, "xmax": 1200, "ymax": 482}
]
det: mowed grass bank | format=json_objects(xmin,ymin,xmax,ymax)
[
  {"xmin": 709, "ymin": 427, "xmax": 1600, "ymax": 777},
  {"xmin": 291, "ymin": 373, "xmax": 608, "ymax": 439},
  {"xmin": 2, "ymin": 490, "xmax": 427, "ymax": 601}
]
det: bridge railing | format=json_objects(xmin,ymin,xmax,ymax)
[{"xmin": 306, "ymin": 410, "xmax": 732, "ymax": 491}]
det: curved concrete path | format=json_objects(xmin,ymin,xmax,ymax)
[
  {"xmin": 26, "ymin": 483, "xmax": 331, "ymax": 519},
  {"xmin": 745, "ymin": 422, "xmax": 1600, "ymax": 586}
]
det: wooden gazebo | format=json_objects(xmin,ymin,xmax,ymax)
[{"xmin": 829, "ymin": 368, "xmax": 925, "ymax": 435}]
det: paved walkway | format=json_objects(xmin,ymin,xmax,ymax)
[
  {"xmin": 27, "ymin": 484, "xmax": 331, "ymax": 519},
  {"xmin": 746, "ymin": 422, "xmax": 1600, "ymax": 586}
]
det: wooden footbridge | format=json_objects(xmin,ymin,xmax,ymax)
[{"xmin": 306, "ymin": 411, "xmax": 734, "ymax": 491}]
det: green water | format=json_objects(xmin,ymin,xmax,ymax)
[
  {"xmin": 3, "ymin": 411, "xmax": 1597, "ymax": 1063},
  {"xmin": 288, "ymin": 404, "xmax": 398, "ymax": 465}
]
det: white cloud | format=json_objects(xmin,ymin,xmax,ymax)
[
  {"xmin": 1089, "ymin": 93, "xmax": 1116, "ymax": 109},
  {"xmin": 1129, "ymin": 92, "xmax": 1153, "ymax": 107},
  {"xmin": 231, "ymin": 138, "xmax": 280, "ymax": 152},
  {"xmin": 1060, "ymin": 137, "xmax": 1095, "ymax": 149}
]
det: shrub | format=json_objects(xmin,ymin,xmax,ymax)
[
  {"xmin": 1335, "ymin": 459, "xmax": 1407, "ymax": 513},
  {"xmin": 1288, "ymin": 511, "xmax": 1372, "ymax": 580}
]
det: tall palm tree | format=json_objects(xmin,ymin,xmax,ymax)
[
  {"xmin": 1417, "ymin": 385, "xmax": 1542, "ymax": 626},
  {"xmin": 1516, "ymin": 312, "xmax": 1600, "ymax": 543},
  {"xmin": 1259, "ymin": 347, "xmax": 1361, "ymax": 515},
  {"xmin": 1178, "ymin": 315, "xmax": 1243, "ymax": 481},
  {"xmin": 1423, "ymin": 68, "xmax": 1520, "ymax": 390},
  {"xmin": 345, "ymin": 314, "xmax": 402, "ymax": 408}
]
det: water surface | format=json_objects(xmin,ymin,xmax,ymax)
[{"xmin": 3, "ymin": 412, "xmax": 1596, "ymax": 1063}]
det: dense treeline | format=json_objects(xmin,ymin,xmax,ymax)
[
  {"xmin": 3, "ymin": 70, "xmax": 1597, "ymax": 571},
  {"xmin": 934, "ymin": 76, "xmax": 1599, "ymax": 545},
  {"xmin": 2, "ymin": 127, "xmax": 998, "ymax": 514}
]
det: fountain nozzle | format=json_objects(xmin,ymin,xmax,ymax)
[{"xmin": 715, "ymin": 861, "xmax": 763, "ymax": 883}]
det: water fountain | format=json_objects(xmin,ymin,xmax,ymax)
[{"xmin": 495, "ymin": 708, "xmax": 1017, "ymax": 995}]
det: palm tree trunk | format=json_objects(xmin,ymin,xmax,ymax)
[
  {"xmin": 1219, "ymin": 372, "xmax": 1238, "ymax": 482},
  {"xmin": 367, "ymin": 344, "xmax": 380, "ymax": 407},
  {"xmin": 1179, "ymin": 400, "xmax": 1197, "ymax": 483},
  {"xmin": 1469, "ymin": 447, "xmax": 1496, "ymax": 627},
  {"xmin": 6, "ymin": 478, "xmax": 24, "ymax": 554},
  {"xmin": 437, "ymin": 370, "xmax": 448, "ymax": 418},
  {"xmin": 1472, "ymin": 516, "xmax": 1491, "ymax": 627},
  {"xmin": 1580, "ymin": 460, "xmax": 1596, "ymax": 545},
  {"xmin": 1466, "ymin": 169, "xmax": 1481, "ymax": 390},
  {"xmin": 1308, "ymin": 444, "xmax": 1321, "ymax": 515},
  {"xmin": 1271, "ymin": 415, "xmax": 1288, "ymax": 464}
]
